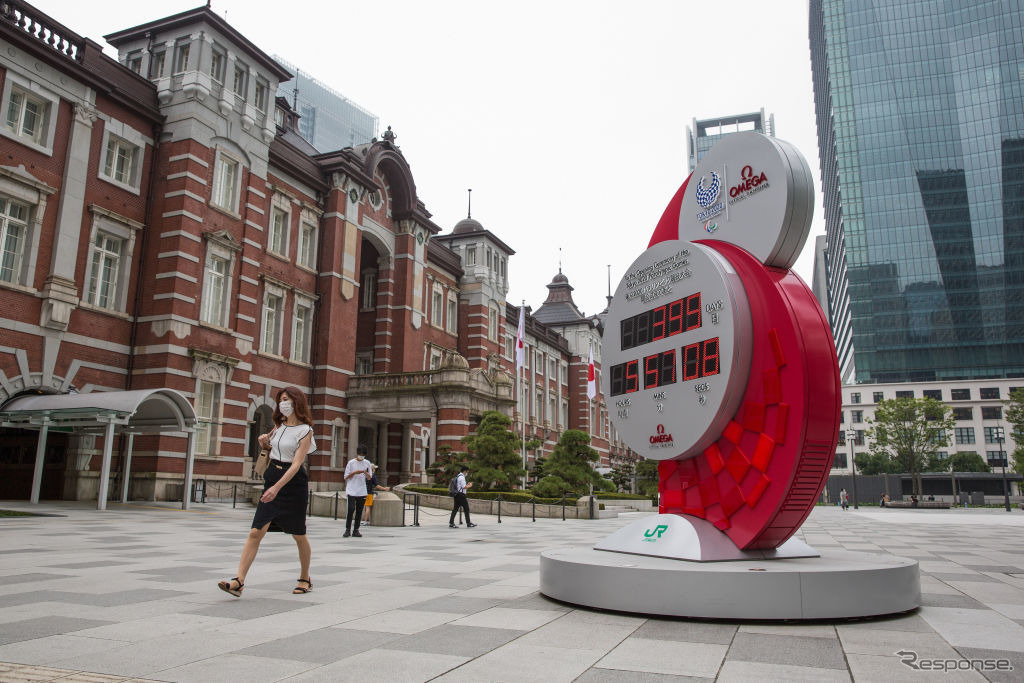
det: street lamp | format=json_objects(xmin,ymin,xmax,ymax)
[
  {"xmin": 846, "ymin": 429, "xmax": 859, "ymax": 510},
  {"xmin": 995, "ymin": 426, "xmax": 1010, "ymax": 512}
]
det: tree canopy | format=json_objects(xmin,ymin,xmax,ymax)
[
  {"xmin": 1006, "ymin": 388, "xmax": 1024, "ymax": 474},
  {"xmin": 534, "ymin": 429, "xmax": 602, "ymax": 496},
  {"xmin": 949, "ymin": 451, "xmax": 989, "ymax": 473},
  {"xmin": 461, "ymin": 411, "xmax": 526, "ymax": 491},
  {"xmin": 866, "ymin": 397, "xmax": 955, "ymax": 495},
  {"xmin": 426, "ymin": 446, "xmax": 470, "ymax": 487}
]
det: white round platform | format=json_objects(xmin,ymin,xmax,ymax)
[{"xmin": 540, "ymin": 545, "xmax": 920, "ymax": 620}]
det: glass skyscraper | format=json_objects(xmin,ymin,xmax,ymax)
[
  {"xmin": 810, "ymin": 0, "xmax": 1024, "ymax": 383},
  {"xmin": 687, "ymin": 109, "xmax": 775, "ymax": 172}
]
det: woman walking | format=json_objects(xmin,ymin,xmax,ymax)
[{"xmin": 218, "ymin": 386, "xmax": 316, "ymax": 597}]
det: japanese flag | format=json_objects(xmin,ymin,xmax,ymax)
[
  {"xmin": 516, "ymin": 305, "xmax": 525, "ymax": 370},
  {"xmin": 587, "ymin": 345, "xmax": 596, "ymax": 400}
]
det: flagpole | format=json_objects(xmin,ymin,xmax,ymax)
[{"xmin": 518, "ymin": 301, "xmax": 527, "ymax": 490}]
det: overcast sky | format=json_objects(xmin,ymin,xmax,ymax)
[{"xmin": 43, "ymin": 0, "xmax": 822, "ymax": 318}]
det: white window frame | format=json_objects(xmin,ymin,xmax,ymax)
[
  {"xmin": 0, "ymin": 72, "xmax": 59, "ymax": 155},
  {"xmin": 466, "ymin": 246, "xmax": 477, "ymax": 266},
  {"xmin": 489, "ymin": 304, "xmax": 499, "ymax": 342},
  {"xmin": 126, "ymin": 51, "xmax": 143, "ymax": 74},
  {"xmin": 331, "ymin": 420, "xmax": 346, "ymax": 469},
  {"xmin": 199, "ymin": 233, "xmax": 239, "ymax": 328},
  {"xmin": 80, "ymin": 206, "xmax": 141, "ymax": 313},
  {"xmin": 194, "ymin": 379, "xmax": 221, "ymax": 456},
  {"xmin": 211, "ymin": 149, "xmax": 241, "ymax": 214},
  {"xmin": 0, "ymin": 167, "xmax": 52, "ymax": 291},
  {"xmin": 291, "ymin": 294, "xmax": 314, "ymax": 364},
  {"xmin": 361, "ymin": 269, "xmax": 377, "ymax": 311},
  {"xmin": 268, "ymin": 203, "xmax": 290, "ymax": 257},
  {"xmin": 84, "ymin": 231, "xmax": 123, "ymax": 310},
  {"xmin": 233, "ymin": 63, "xmax": 248, "ymax": 98},
  {"xmin": 431, "ymin": 283, "xmax": 443, "ymax": 328},
  {"xmin": 98, "ymin": 118, "xmax": 147, "ymax": 193},
  {"xmin": 429, "ymin": 347, "xmax": 443, "ymax": 370},
  {"xmin": 0, "ymin": 197, "xmax": 30, "ymax": 288},
  {"xmin": 297, "ymin": 218, "xmax": 317, "ymax": 270},
  {"xmin": 173, "ymin": 38, "xmax": 191, "ymax": 74},
  {"xmin": 149, "ymin": 48, "xmax": 166, "ymax": 79},
  {"xmin": 355, "ymin": 351, "xmax": 373, "ymax": 375},
  {"xmin": 260, "ymin": 281, "xmax": 286, "ymax": 356},
  {"xmin": 446, "ymin": 291, "xmax": 458, "ymax": 334},
  {"xmin": 254, "ymin": 77, "xmax": 269, "ymax": 113},
  {"xmin": 210, "ymin": 45, "xmax": 226, "ymax": 83}
]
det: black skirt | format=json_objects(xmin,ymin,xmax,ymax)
[{"xmin": 251, "ymin": 459, "xmax": 308, "ymax": 535}]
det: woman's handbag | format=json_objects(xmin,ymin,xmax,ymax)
[
  {"xmin": 253, "ymin": 447, "xmax": 271, "ymax": 477},
  {"xmin": 253, "ymin": 427, "xmax": 277, "ymax": 477}
]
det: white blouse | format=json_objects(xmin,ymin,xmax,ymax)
[{"xmin": 270, "ymin": 424, "xmax": 316, "ymax": 463}]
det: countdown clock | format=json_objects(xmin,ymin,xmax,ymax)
[{"xmin": 602, "ymin": 132, "xmax": 841, "ymax": 551}]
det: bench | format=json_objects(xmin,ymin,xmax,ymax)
[{"xmin": 884, "ymin": 500, "xmax": 950, "ymax": 509}]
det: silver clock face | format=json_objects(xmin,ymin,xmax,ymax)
[{"xmin": 602, "ymin": 240, "xmax": 753, "ymax": 461}]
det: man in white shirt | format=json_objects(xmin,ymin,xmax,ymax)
[
  {"xmin": 449, "ymin": 465, "xmax": 476, "ymax": 528},
  {"xmin": 343, "ymin": 445, "xmax": 373, "ymax": 537}
]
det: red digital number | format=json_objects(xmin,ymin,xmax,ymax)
[
  {"xmin": 683, "ymin": 342, "xmax": 701, "ymax": 381},
  {"xmin": 685, "ymin": 293, "xmax": 702, "ymax": 331},
  {"xmin": 702, "ymin": 338, "xmax": 720, "ymax": 377},
  {"xmin": 625, "ymin": 359, "xmax": 639, "ymax": 393},
  {"xmin": 667, "ymin": 298, "xmax": 683, "ymax": 336},
  {"xmin": 651, "ymin": 304, "xmax": 666, "ymax": 342},
  {"xmin": 644, "ymin": 353, "xmax": 659, "ymax": 389}
]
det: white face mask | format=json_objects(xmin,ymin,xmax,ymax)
[
  {"xmin": 356, "ymin": 455, "xmax": 364, "ymax": 461},
  {"xmin": 279, "ymin": 400, "xmax": 294, "ymax": 417}
]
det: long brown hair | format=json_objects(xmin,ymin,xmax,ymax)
[{"xmin": 273, "ymin": 386, "xmax": 313, "ymax": 426}]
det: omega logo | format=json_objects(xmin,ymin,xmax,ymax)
[
  {"xmin": 650, "ymin": 423, "xmax": 675, "ymax": 445},
  {"xmin": 729, "ymin": 165, "xmax": 768, "ymax": 198}
]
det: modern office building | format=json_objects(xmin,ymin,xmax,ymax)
[
  {"xmin": 0, "ymin": 2, "xmax": 634, "ymax": 503},
  {"xmin": 810, "ymin": 0, "xmax": 1024, "ymax": 384},
  {"xmin": 686, "ymin": 108, "xmax": 775, "ymax": 172},
  {"xmin": 273, "ymin": 56, "xmax": 377, "ymax": 152}
]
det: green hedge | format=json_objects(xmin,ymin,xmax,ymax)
[
  {"xmin": 403, "ymin": 486, "xmax": 578, "ymax": 505},
  {"xmin": 594, "ymin": 492, "xmax": 652, "ymax": 501}
]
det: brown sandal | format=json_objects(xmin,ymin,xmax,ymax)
[
  {"xmin": 218, "ymin": 577, "xmax": 244, "ymax": 597},
  {"xmin": 293, "ymin": 578, "xmax": 312, "ymax": 594}
]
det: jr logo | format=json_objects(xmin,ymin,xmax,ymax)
[{"xmin": 642, "ymin": 524, "xmax": 668, "ymax": 542}]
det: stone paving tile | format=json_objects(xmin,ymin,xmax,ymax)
[
  {"xmin": 929, "ymin": 572, "xmax": 1003, "ymax": 583},
  {"xmin": 402, "ymin": 595, "xmax": 502, "ymax": 614},
  {"xmin": 576, "ymin": 669, "xmax": 709, "ymax": 682},
  {"xmin": 918, "ymin": 605, "xmax": 1024, "ymax": 652},
  {"xmin": 336, "ymin": 608, "xmax": 463, "ymax": 635},
  {"xmin": 717, "ymin": 660, "xmax": 851, "ymax": 682},
  {"xmin": 724, "ymin": 632, "xmax": 847, "ymax": 669},
  {"xmin": 736, "ymin": 622, "xmax": 837, "ymax": 639},
  {"xmin": 289, "ymin": 648, "xmax": 468, "ymax": 682},
  {"xmin": 0, "ymin": 617, "xmax": 114, "ymax": 646},
  {"xmin": 954, "ymin": 646, "xmax": 1024, "ymax": 683},
  {"xmin": 0, "ymin": 573, "xmax": 73, "ymax": 585},
  {"xmin": 380, "ymin": 623, "xmax": 524, "ymax": 658},
  {"xmin": 235, "ymin": 626, "xmax": 402, "ymax": 664},
  {"xmin": 597, "ymin": 637, "xmax": 728, "ymax": 678},
  {"xmin": 845, "ymin": 652, "xmax": 987, "ymax": 681},
  {"xmin": 450, "ymin": 606, "xmax": 563, "ymax": 631},
  {"xmin": 0, "ymin": 634, "xmax": 129, "ymax": 666},
  {"xmin": 632, "ymin": 619, "xmax": 737, "ymax": 645},
  {"xmin": 918, "ymin": 593, "xmax": 988, "ymax": 609}
]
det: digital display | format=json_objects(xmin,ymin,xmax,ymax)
[
  {"xmin": 682, "ymin": 338, "xmax": 720, "ymax": 380},
  {"xmin": 609, "ymin": 360, "xmax": 639, "ymax": 396},
  {"xmin": 620, "ymin": 293, "xmax": 702, "ymax": 351},
  {"xmin": 644, "ymin": 350, "xmax": 676, "ymax": 390}
]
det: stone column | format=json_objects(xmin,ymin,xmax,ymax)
[
  {"xmin": 429, "ymin": 414, "xmax": 437, "ymax": 467},
  {"xmin": 400, "ymin": 422, "xmax": 412, "ymax": 481},
  {"xmin": 347, "ymin": 414, "xmax": 359, "ymax": 464},
  {"xmin": 41, "ymin": 102, "xmax": 96, "ymax": 331},
  {"xmin": 377, "ymin": 422, "xmax": 388, "ymax": 482}
]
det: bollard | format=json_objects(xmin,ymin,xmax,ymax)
[
  {"xmin": 590, "ymin": 495, "xmax": 595, "ymax": 520},
  {"xmin": 561, "ymin": 495, "xmax": 566, "ymax": 521},
  {"xmin": 334, "ymin": 491, "xmax": 339, "ymax": 520},
  {"xmin": 458, "ymin": 506, "xmax": 464, "ymax": 525},
  {"xmin": 412, "ymin": 494, "xmax": 420, "ymax": 526},
  {"xmin": 497, "ymin": 495, "xmax": 502, "ymax": 524},
  {"xmin": 532, "ymin": 497, "xmax": 536, "ymax": 522},
  {"xmin": 232, "ymin": 484, "xmax": 236, "ymax": 509}
]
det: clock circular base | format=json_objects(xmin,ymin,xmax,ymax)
[{"xmin": 540, "ymin": 546, "xmax": 920, "ymax": 620}]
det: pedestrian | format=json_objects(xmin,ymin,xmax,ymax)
[
  {"xmin": 879, "ymin": 493, "xmax": 885, "ymax": 507},
  {"xmin": 362, "ymin": 463, "xmax": 390, "ymax": 525},
  {"xmin": 449, "ymin": 465, "xmax": 476, "ymax": 528},
  {"xmin": 839, "ymin": 487, "xmax": 849, "ymax": 510},
  {"xmin": 218, "ymin": 386, "xmax": 316, "ymax": 597},
  {"xmin": 343, "ymin": 445, "xmax": 373, "ymax": 537}
]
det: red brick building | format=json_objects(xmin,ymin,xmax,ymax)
[{"xmin": 0, "ymin": 2, "xmax": 635, "ymax": 502}]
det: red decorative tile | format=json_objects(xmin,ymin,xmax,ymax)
[
  {"xmin": 704, "ymin": 443, "xmax": 725, "ymax": 475},
  {"xmin": 743, "ymin": 402, "xmax": 765, "ymax": 432},
  {"xmin": 763, "ymin": 368, "xmax": 782, "ymax": 404},
  {"xmin": 752, "ymin": 434, "xmax": 775, "ymax": 471},
  {"xmin": 725, "ymin": 448, "xmax": 751, "ymax": 482},
  {"xmin": 775, "ymin": 403, "xmax": 790, "ymax": 444},
  {"xmin": 769, "ymin": 328, "xmax": 786, "ymax": 367},
  {"xmin": 723, "ymin": 420, "xmax": 744, "ymax": 444}
]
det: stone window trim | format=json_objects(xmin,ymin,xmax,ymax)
[
  {"xmin": 80, "ymin": 205, "xmax": 143, "ymax": 314},
  {"xmin": 331, "ymin": 418, "xmax": 347, "ymax": 469},
  {"xmin": 430, "ymin": 282, "xmax": 444, "ymax": 329},
  {"xmin": 360, "ymin": 268, "xmax": 377, "ymax": 312},
  {"xmin": 446, "ymin": 290, "xmax": 458, "ymax": 335},
  {"xmin": 296, "ymin": 213, "xmax": 319, "ymax": 272},
  {"xmin": 189, "ymin": 349, "xmax": 239, "ymax": 458},
  {"xmin": 198, "ymin": 229, "xmax": 241, "ymax": 329},
  {"xmin": 290, "ymin": 293, "xmax": 316, "ymax": 365},
  {"xmin": 268, "ymin": 194, "xmax": 292, "ymax": 259},
  {"xmin": 0, "ymin": 164, "xmax": 55, "ymax": 292},
  {"xmin": 210, "ymin": 148, "xmax": 243, "ymax": 217},
  {"xmin": 258, "ymin": 274, "xmax": 318, "ymax": 361},
  {"xmin": 0, "ymin": 71, "xmax": 60, "ymax": 156},
  {"xmin": 97, "ymin": 117, "xmax": 149, "ymax": 194}
]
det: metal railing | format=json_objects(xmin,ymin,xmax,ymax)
[{"xmin": 402, "ymin": 492, "xmax": 420, "ymax": 526}]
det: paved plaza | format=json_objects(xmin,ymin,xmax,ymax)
[{"xmin": 0, "ymin": 501, "xmax": 1023, "ymax": 682}]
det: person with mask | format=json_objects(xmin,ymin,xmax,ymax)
[
  {"xmin": 218, "ymin": 386, "xmax": 316, "ymax": 597},
  {"xmin": 343, "ymin": 444, "xmax": 373, "ymax": 537}
]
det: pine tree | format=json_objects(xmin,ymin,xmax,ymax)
[
  {"xmin": 539, "ymin": 429, "xmax": 602, "ymax": 496},
  {"xmin": 461, "ymin": 411, "xmax": 526, "ymax": 491}
]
